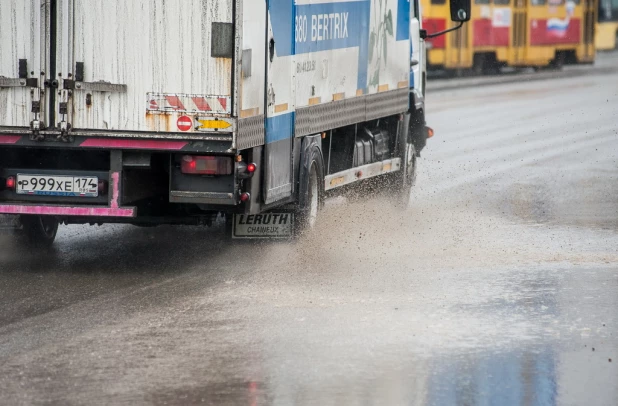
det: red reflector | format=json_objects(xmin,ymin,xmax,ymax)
[
  {"xmin": 181, "ymin": 155, "xmax": 233, "ymax": 175},
  {"xmin": 98, "ymin": 180, "xmax": 108, "ymax": 194},
  {"xmin": 247, "ymin": 163, "xmax": 257, "ymax": 173},
  {"xmin": 6, "ymin": 177, "xmax": 15, "ymax": 190},
  {"xmin": 240, "ymin": 193, "xmax": 250, "ymax": 202}
]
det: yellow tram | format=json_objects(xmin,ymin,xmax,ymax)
[
  {"xmin": 422, "ymin": 0, "xmax": 597, "ymax": 72},
  {"xmin": 596, "ymin": 0, "xmax": 618, "ymax": 49}
]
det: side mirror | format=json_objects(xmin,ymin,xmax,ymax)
[
  {"xmin": 450, "ymin": 0, "xmax": 471, "ymax": 22},
  {"xmin": 422, "ymin": 0, "xmax": 470, "ymax": 39}
]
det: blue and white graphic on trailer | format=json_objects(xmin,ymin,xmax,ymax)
[
  {"xmin": 266, "ymin": 0, "xmax": 412, "ymax": 121},
  {"xmin": 397, "ymin": 0, "xmax": 410, "ymax": 41},
  {"xmin": 269, "ymin": 0, "xmax": 413, "ymax": 90},
  {"xmin": 269, "ymin": 0, "xmax": 371, "ymax": 92},
  {"xmin": 263, "ymin": 0, "xmax": 412, "ymax": 204}
]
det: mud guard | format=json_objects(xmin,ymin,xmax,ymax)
[{"xmin": 410, "ymin": 109, "xmax": 427, "ymax": 156}]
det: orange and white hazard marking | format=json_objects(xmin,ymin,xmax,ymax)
[{"xmin": 146, "ymin": 93, "xmax": 231, "ymax": 115}]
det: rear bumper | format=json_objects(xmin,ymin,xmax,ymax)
[
  {"xmin": 0, "ymin": 133, "xmax": 233, "ymax": 154},
  {"xmin": 0, "ymin": 204, "xmax": 136, "ymax": 218}
]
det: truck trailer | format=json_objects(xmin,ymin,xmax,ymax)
[{"xmin": 0, "ymin": 0, "xmax": 469, "ymax": 245}]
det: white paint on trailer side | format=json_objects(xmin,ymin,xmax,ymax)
[
  {"xmin": 411, "ymin": 0, "xmax": 423, "ymax": 99},
  {"xmin": 66, "ymin": 0, "xmax": 233, "ymax": 132},
  {"xmin": 240, "ymin": 0, "xmax": 266, "ymax": 117},
  {"xmin": 0, "ymin": 0, "xmax": 42, "ymax": 129},
  {"xmin": 294, "ymin": 48, "xmax": 360, "ymax": 106},
  {"xmin": 267, "ymin": 21, "xmax": 295, "ymax": 118},
  {"xmin": 365, "ymin": 0, "xmax": 410, "ymax": 93},
  {"xmin": 291, "ymin": 0, "xmax": 410, "ymax": 110},
  {"xmin": 56, "ymin": 0, "xmax": 75, "ymax": 128}
]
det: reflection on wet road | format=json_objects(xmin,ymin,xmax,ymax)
[{"xmin": 1, "ymin": 71, "xmax": 617, "ymax": 405}]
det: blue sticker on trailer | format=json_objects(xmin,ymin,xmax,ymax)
[
  {"xmin": 397, "ymin": 0, "xmax": 410, "ymax": 41},
  {"xmin": 265, "ymin": 113, "xmax": 295, "ymax": 144},
  {"xmin": 267, "ymin": 0, "xmax": 296, "ymax": 56}
]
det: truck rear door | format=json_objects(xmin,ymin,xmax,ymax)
[
  {"xmin": 2, "ymin": 0, "xmax": 235, "ymax": 135},
  {"xmin": 0, "ymin": 0, "xmax": 44, "ymax": 131},
  {"xmin": 62, "ymin": 0, "xmax": 234, "ymax": 134}
]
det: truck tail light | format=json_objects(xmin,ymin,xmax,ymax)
[
  {"xmin": 181, "ymin": 155, "xmax": 233, "ymax": 175},
  {"xmin": 98, "ymin": 180, "xmax": 108, "ymax": 194},
  {"xmin": 5, "ymin": 176, "xmax": 15, "ymax": 190},
  {"xmin": 236, "ymin": 161, "xmax": 257, "ymax": 179}
]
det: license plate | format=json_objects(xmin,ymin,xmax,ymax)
[
  {"xmin": 233, "ymin": 213, "xmax": 294, "ymax": 239},
  {"xmin": 16, "ymin": 174, "xmax": 99, "ymax": 197}
]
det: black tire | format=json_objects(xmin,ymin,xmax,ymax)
[
  {"xmin": 472, "ymin": 54, "xmax": 486, "ymax": 76},
  {"xmin": 20, "ymin": 215, "xmax": 59, "ymax": 247},
  {"xmin": 392, "ymin": 142, "xmax": 417, "ymax": 207},
  {"xmin": 294, "ymin": 147, "xmax": 324, "ymax": 236},
  {"xmin": 387, "ymin": 112, "xmax": 420, "ymax": 208},
  {"xmin": 549, "ymin": 52, "xmax": 565, "ymax": 70}
]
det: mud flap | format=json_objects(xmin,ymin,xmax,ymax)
[
  {"xmin": 233, "ymin": 213, "xmax": 294, "ymax": 239},
  {"xmin": 263, "ymin": 114, "xmax": 294, "ymax": 204},
  {"xmin": 0, "ymin": 214, "xmax": 20, "ymax": 230}
]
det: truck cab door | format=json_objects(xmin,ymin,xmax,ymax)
[{"xmin": 411, "ymin": 0, "xmax": 425, "ymax": 98}]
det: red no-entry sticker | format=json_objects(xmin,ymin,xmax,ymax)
[{"xmin": 177, "ymin": 116, "xmax": 193, "ymax": 132}]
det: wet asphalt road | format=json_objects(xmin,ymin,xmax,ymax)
[{"xmin": 1, "ymin": 69, "xmax": 618, "ymax": 405}]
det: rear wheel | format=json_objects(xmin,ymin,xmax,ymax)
[
  {"xmin": 549, "ymin": 52, "xmax": 565, "ymax": 70},
  {"xmin": 393, "ymin": 141, "xmax": 417, "ymax": 207},
  {"xmin": 387, "ymin": 112, "xmax": 420, "ymax": 207},
  {"xmin": 295, "ymin": 148, "xmax": 324, "ymax": 236},
  {"xmin": 20, "ymin": 215, "xmax": 59, "ymax": 247}
]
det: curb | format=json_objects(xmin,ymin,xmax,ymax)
[{"xmin": 427, "ymin": 66, "xmax": 618, "ymax": 92}]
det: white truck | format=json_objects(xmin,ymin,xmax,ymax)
[{"xmin": 0, "ymin": 0, "xmax": 469, "ymax": 246}]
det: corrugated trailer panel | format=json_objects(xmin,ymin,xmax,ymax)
[{"xmin": 65, "ymin": 0, "xmax": 233, "ymax": 133}]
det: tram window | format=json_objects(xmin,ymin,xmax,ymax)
[
  {"xmin": 494, "ymin": 0, "xmax": 510, "ymax": 4},
  {"xmin": 475, "ymin": 0, "xmax": 490, "ymax": 4},
  {"xmin": 531, "ymin": 0, "xmax": 547, "ymax": 5},
  {"xmin": 431, "ymin": 0, "xmax": 446, "ymax": 4}
]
